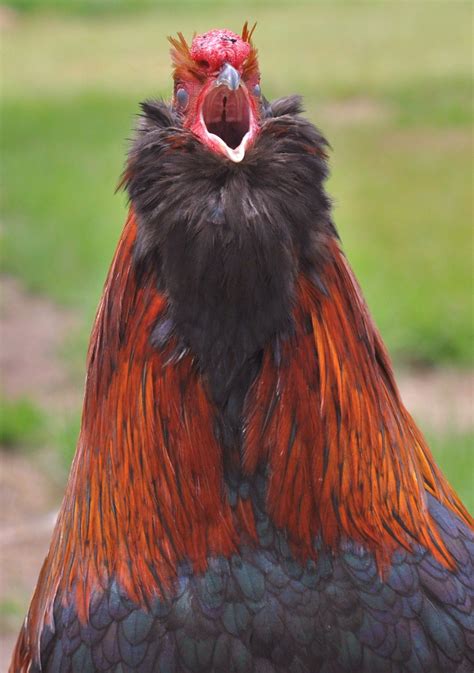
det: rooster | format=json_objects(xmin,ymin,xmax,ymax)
[{"xmin": 10, "ymin": 24, "xmax": 474, "ymax": 673}]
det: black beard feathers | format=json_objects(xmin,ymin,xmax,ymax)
[{"xmin": 125, "ymin": 95, "xmax": 334, "ymax": 449}]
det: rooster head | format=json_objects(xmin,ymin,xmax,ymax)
[{"xmin": 168, "ymin": 23, "xmax": 261, "ymax": 162}]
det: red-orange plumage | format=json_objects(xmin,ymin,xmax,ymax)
[{"xmin": 245, "ymin": 238, "xmax": 471, "ymax": 568}]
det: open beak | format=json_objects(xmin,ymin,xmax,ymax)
[{"xmin": 199, "ymin": 62, "xmax": 257, "ymax": 163}]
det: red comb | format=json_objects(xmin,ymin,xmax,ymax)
[{"xmin": 190, "ymin": 29, "xmax": 251, "ymax": 70}]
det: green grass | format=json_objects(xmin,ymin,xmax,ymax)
[
  {"xmin": 0, "ymin": 598, "xmax": 24, "ymax": 633},
  {"xmin": 4, "ymin": 0, "xmax": 291, "ymax": 12},
  {"xmin": 1, "ymin": 95, "xmax": 131, "ymax": 315},
  {"xmin": 429, "ymin": 432, "xmax": 474, "ymax": 514},
  {"xmin": 0, "ymin": 397, "xmax": 46, "ymax": 447},
  {"xmin": 4, "ymin": 0, "xmax": 158, "ymax": 11},
  {"xmin": 2, "ymin": 2, "xmax": 472, "ymax": 364},
  {"xmin": 0, "ymin": 391, "xmax": 80, "ymax": 470}
]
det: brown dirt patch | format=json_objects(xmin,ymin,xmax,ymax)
[
  {"xmin": 0, "ymin": 450, "xmax": 61, "ymax": 607},
  {"xmin": 319, "ymin": 97, "xmax": 391, "ymax": 125},
  {"xmin": 0, "ymin": 451, "xmax": 62, "ymax": 668},
  {"xmin": 1, "ymin": 276, "xmax": 81, "ymax": 413},
  {"xmin": 0, "ymin": 276, "xmax": 81, "ymax": 669},
  {"xmin": 381, "ymin": 127, "xmax": 472, "ymax": 153},
  {"xmin": 398, "ymin": 367, "xmax": 473, "ymax": 434}
]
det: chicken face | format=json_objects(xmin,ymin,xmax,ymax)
[{"xmin": 170, "ymin": 26, "xmax": 261, "ymax": 162}]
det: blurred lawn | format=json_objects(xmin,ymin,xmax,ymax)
[
  {"xmin": 0, "ymin": 396, "xmax": 46, "ymax": 448},
  {"xmin": 427, "ymin": 431, "xmax": 473, "ymax": 512},
  {"xmin": 0, "ymin": 2, "xmax": 473, "ymax": 506}
]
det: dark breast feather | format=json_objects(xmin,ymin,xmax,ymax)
[{"xmin": 25, "ymin": 494, "xmax": 474, "ymax": 673}]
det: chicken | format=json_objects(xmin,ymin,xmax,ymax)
[{"xmin": 10, "ymin": 24, "xmax": 474, "ymax": 673}]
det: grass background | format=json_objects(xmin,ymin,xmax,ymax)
[{"xmin": 1, "ymin": 0, "xmax": 473, "ymax": 506}]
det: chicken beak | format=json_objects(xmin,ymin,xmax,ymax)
[{"xmin": 215, "ymin": 62, "xmax": 241, "ymax": 91}]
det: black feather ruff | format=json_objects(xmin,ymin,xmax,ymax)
[{"xmin": 125, "ymin": 96, "xmax": 334, "ymax": 447}]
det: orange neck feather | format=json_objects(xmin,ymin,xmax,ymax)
[{"xmin": 244, "ymin": 237, "xmax": 472, "ymax": 567}]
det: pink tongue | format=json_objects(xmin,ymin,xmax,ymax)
[{"xmin": 206, "ymin": 121, "xmax": 244, "ymax": 150}]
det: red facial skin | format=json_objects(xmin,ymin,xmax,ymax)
[{"xmin": 172, "ymin": 29, "xmax": 262, "ymax": 161}]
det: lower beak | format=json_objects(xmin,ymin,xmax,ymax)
[{"xmin": 215, "ymin": 63, "xmax": 241, "ymax": 91}]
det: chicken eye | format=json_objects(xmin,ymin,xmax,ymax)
[
  {"xmin": 253, "ymin": 84, "xmax": 261, "ymax": 98},
  {"xmin": 176, "ymin": 88, "xmax": 189, "ymax": 109}
]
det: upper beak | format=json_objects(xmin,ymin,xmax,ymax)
[{"xmin": 215, "ymin": 62, "xmax": 241, "ymax": 91}]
